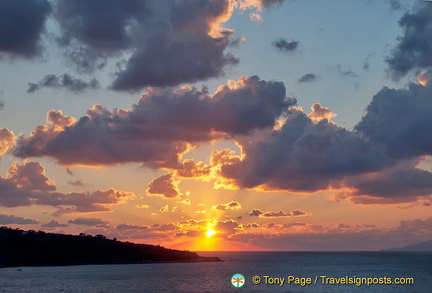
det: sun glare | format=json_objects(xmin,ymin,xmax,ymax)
[{"xmin": 206, "ymin": 229, "xmax": 216, "ymax": 238}]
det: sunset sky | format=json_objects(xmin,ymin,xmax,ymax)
[{"xmin": 1, "ymin": 0, "xmax": 432, "ymax": 251}]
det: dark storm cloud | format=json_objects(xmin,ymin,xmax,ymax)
[
  {"xmin": 0, "ymin": 214, "xmax": 37, "ymax": 225},
  {"xmin": 0, "ymin": 0, "xmax": 51, "ymax": 58},
  {"xmin": 52, "ymin": 0, "xmax": 239, "ymax": 90},
  {"xmin": 27, "ymin": 74, "xmax": 100, "ymax": 94},
  {"xmin": 346, "ymin": 165, "xmax": 432, "ymax": 204},
  {"xmin": 53, "ymin": 0, "xmax": 148, "ymax": 73},
  {"xmin": 111, "ymin": 0, "xmax": 239, "ymax": 91},
  {"xmin": 386, "ymin": 3, "xmax": 432, "ymax": 80},
  {"xmin": 54, "ymin": 0, "xmax": 147, "ymax": 51},
  {"xmin": 272, "ymin": 38, "xmax": 299, "ymax": 52},
  {"xmin": 14, "ymin": 76, "xmax": 295, "ymax": 167},
  {"xmin": 298, "ymin": 73, "xmax": 319, "ymax": 83},
  {"xmin": 210, "ymin": 80, "xmax": 432, "ymax": 203},
  {"xmin": 355, "ymin": 83, "xmax": 432, "ymax": 158},
  {"xmin": 218, "ymin": 108, "xmax": 385, "ymax": 192},
  {"xmin": 111, "ymin": 33, "xmax": 238, "ymax": 91}
]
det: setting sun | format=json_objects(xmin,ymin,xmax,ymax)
[{"xmin": 206, "ymin": 229, "xmax": 216, "ymax": 238}]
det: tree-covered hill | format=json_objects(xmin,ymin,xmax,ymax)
[{"xmin": 0, "ymin": 227, "xmax": 221, "ymax": 267}]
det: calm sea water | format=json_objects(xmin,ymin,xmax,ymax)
[{"xmin": 0, "ymin": 252, "xmax": 431, "ymax": 292}]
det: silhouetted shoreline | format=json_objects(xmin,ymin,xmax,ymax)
[{"xmin": 0, "ymin": 227, "xmax": 222, "ymax": 267}]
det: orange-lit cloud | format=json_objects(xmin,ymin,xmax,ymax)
[
  {"xmin": 248, "ymin": 12, "xmax": 263, "ymax": 23},
  {"xmin": 418, "ymin": 71, "xmax": 432, "ymax": 86},
  {"xmin": 15, "ymin": 76, "xmax": 294, "ymax": 168},
  {"xmin": 0, "ymin": 161, "xmax": 136, "ymax": 214},
  {"xmin": 212, "ymin": 201, "xmax": 242, "ymax": 211},
  {"xmin": 248, "ymin": 209, "xmax": 306, "ymax": 217},
  {"xmin": 147, "ymin": 173, "xmax": 182, "ymax": 199},
  {"xmin": 175, "ymin": 159, "xmax": 212, "ymax": 180},
  {"xmin": 308, "ymin": 103, "xmax": 337, "ymax": 122},
  {"xmin": 0, "ymin": 128, "xmax": 15, "ymax": 156}
]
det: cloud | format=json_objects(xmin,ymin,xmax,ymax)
[
  {"xmin": 245, "ymin": 222, "xmax": 260, "ymax": 228},
  {"xmin": 7, "ymin": 161, "xmax": 56, "ymax": 192},
  {"xmin": 0, "ymin": 161, "xmax": 135, "ymax": 212},
  {"xmin": 262, "ymin": 210, "xmax": 291, "ymax": 217},
  {"xmin": 216, "ymin": 108, "xmax": 384, "ymax": 192},
  {"xmin": 27, "ymin": 74, "xmax": 100, "ymax": 94},
  {"xmin": 0, "ymin": 128, "xmax": 15, "ymax": 156},
  {"xmin": 215, "ymin": 219, "xmax": 242, "ymax": 236},
  {"xmin": 151, "ymin": 223, "xmax": 179, "ymax": 231},
  {"xmin": 355, "ymin": 83, "xmax": 432, "ymax": 159},
  {"xmin": 212, "ymin": 201, "xmax": 242, "ymax": 211},
  {"xmin": 333, "ymin": 64, "xmax": 357, "ymax": 77},
  {"xmin": 68, "ymin": 217, "xmax": 110, "ymax": 227},
  {"xmin": 67, "ymin": 180, "xmax": 84, "ymax": 186},
  {"xmin": 42, "ymin": 220, "xmax": 68, "ymax": 228},
  {"xmin": 0, "ymin": 214, "xmax": 37, "ymax": 225},
  {"xmin": 14, "ymin": 76, "xmax": 295, "ymax": 168},
  {"xmin": 307, "ymin": 103, "xmax": 337, "ymax": 123},
  {"xmin": 175, "ymin": 159, "xmax": 212, "ymax": 179},
  {"xmin": 284, "ymin": 222, "xmax": 306, "ymax": 228},
  {"xmin": 160, "ymin": 80, "xmax": 432, "ymax": 204},
  {"xmin": 147, "ymin": 173, "xmax": 182, "ymax": 199},
  {"xmin": 386, "ymin": 3, "xmax": 432, "ymax": 80},
  {"xmin": 238, "ymin": 0, "xmax": 285, "ymax": 11},
  {"xmin": 362, "ymin": 53, "xmax": 375, "ymax": 71},
  {"xmin": 231, "ymin": 217, "xmax": 432, "ymax": 251},
  {"xmin": 344, "ymin": 164, "xmax": 432, "ymax": 204},
  {"xmin": 210, "ymin": 97, "xmax": 432, "ymax": 203},
  {"xmin": 0, "ymin": 0, "xmax": 287, "ymax": 91},
  {"xmin": 298, "ymin": 73, "xmax": 319, "ymax": 83},
  {"xmin": 0, "ymin": 0, "xmax": 51, "ymax": 58},
  {"xmin": 53, "ymin": 0, "xmax": 239, "ymax": 90},
  {"xmin": 40, "ymin": 188, "xmax": 135, "ymax": 215},
  {"xmin": 238, "ymin": 0, "xmax": 285, "ymax": 24},
  {"xmin": 53, "ymin": 0, "xmax": 146, "ymax": 52},
  {"xmin": 248, "ymin": 13, "xmax": 263, "ymax": 23},
  {"xmin": 248, "ymin": 209, "xmax": 263, "ymax": 216},
  {"xmin": 385, "ymin": 0, "xmax": 401, "ymax": 11},
  {"xmin": 111, "ymin": 29, "xmax": 238, "ymax": 91},
  {"xmin": 272, "ymin": 38, "xmax": 299, "ymax": 52},
  {"xmin": 248, "ymin": 209, "xmax": 306, "ymax": 217}
]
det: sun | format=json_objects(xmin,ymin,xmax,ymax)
[{"xmin": 206, "ymin": 229, "xmax": 216, "ymax": 238}]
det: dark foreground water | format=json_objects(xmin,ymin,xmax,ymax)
[{"xmin": 1, "ymin": 252, "xmax": 431, "ymax": 292}]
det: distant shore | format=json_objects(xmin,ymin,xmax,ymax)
[{"xmin": 0, "ymin": 227, "xmax": 222, "ymax": 267}]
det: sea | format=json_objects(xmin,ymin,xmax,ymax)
[{"xmin": 0, "ymin": 251, "xmax": 431, "ymax": 292}]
